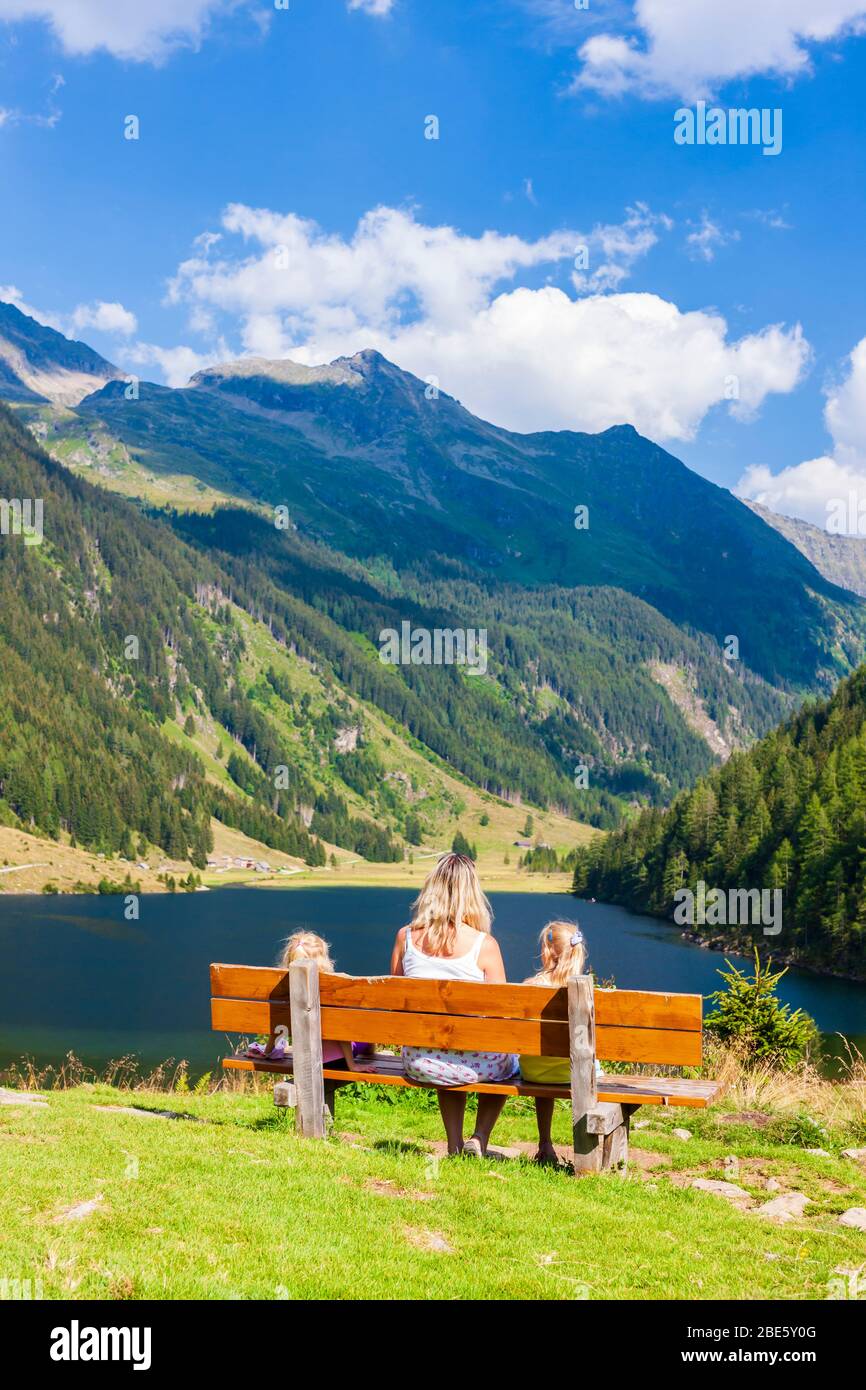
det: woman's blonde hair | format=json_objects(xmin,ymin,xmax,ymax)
[
  {"xmin": 527, "ymin": 920, "xmax": 587, "ymax": 988},
  {"xmin": 407, "ymin": 852, "xmax": 492, "ymax": 955},
  {"xmin": 279, "ymin": 931, "xmax": 335, "ymax": 972}
]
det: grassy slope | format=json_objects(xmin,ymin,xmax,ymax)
[
  {"xmin": 20, "ymin": 403, "xmax": 259, "ymax": 515},
  {"xmin": 0, "ymin": 588, "xmax": 594, "ymax": 895},
  {"xmin": 2, "ymin": 1085, "xmax": 864, "ymax": 1300},
  {"xmin": 232, "ymin": 607, "xmax": 593, "ymax": 889}
]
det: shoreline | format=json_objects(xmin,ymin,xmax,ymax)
[
  {"xmin": 574, "ymin": 896, "xmax": 866, "ymax": 987},
  {"xmin": 679, "ymin": 929, "xmax": 866, "ymax": 987}
]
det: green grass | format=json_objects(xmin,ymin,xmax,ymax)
[{"xmin": 2, "ymin": 1085, "xmax": 864, "ymax": 1301}]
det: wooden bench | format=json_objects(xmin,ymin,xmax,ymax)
[{"xmin": 210, "ymin": 961, "xmax": 722, "ymax": 1172}]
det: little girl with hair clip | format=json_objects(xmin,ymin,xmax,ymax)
[{"xmin": 520, "ymin": 920, "xmax": 601, "ymax": 1165}]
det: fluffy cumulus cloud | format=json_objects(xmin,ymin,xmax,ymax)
[
  {"xmin": 68, "ymin": 301, "xmax": 137, "ymax": 337},
  {"xmin": 0, "ymin": 0, "xmax": 249, "ymax": 63},
  {"xmin": 159, "ymin": 202, "xmax": 808, "ymax": 441},
  {"xmin": 737, "ymin": 338, "xmax": 866, "ymax": 532},
  {"xmin": 570, "ymin": 0, "xmax": 866, "ymax": 99},
  {"xmin": 0, "ymin": 284, "xmax": 137, "ymax": 338}
]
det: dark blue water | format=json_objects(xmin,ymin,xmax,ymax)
[{"xmin": 0, "ymin": 889, "xmax": 863, "ymax": 1074}]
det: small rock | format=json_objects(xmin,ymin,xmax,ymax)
[
  {"xmin": 92, "ymin": 1105, "xmax": 206, "ymax": 1122},
  {"xmin": 805, "ymin": 1147, "xmax": 831, "ymax": 1158},
  {"xmin": 838, "ymin": 1207, "xmax": 866, "ymax": 1232},
  {"xmin": 0, "ymin": 1088, "xmax": 47, "ymax": 1107},
  {"xmin": 841, "ymin": 1147, "xmax": 866, "ymax": 1162},
  {"xmin": 753, "ymin": 1192, "xmax": 810, "ymax": 1222},
  {"xmin": 53, "ymin": 1195, "xmax": 104, "ymax": 1224},
  {"xmin": 765, "ymin": 1177, "xmax": 782, "ymax": 1193},
  {"xmin": 633, "ymin": 1120, "xmax": 651, "ymax": 1131},
  {"xmin": 691, "ymin": 1178, "xmax": 752, "ymax": 1205},
  {"xmin": 403, "ymin": 1227, "xmax": 454, "ymax": 1254},
  {"xmin": 672, "ymin": 1128, "xmax": 692, "ymax": 1141}
]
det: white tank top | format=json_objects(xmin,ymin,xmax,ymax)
[{"xmin": 402, "ymin": 926, "xmax": 486, "ymax": 982}]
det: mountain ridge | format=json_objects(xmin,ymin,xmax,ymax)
[
  {"xmin": 71, "ymin": 342, "xmax": 866, "ymax": 692},
  {"xmin": 0, "ymin": 300, "xmax": 121, "ymax": 406}
]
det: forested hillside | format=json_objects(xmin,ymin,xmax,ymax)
[
  {"xmin": 171, "ymin": 505, "xmax": 787, "ymax": 824},
  {"xmin": 0, "ymin": 406, "xmax": 322, "ymax": 865},
  {"xmin": 573, "ymin": 667, "xmax": 866, "ymax": 976}
]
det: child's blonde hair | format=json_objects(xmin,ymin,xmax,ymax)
[
  {"xmin": 408, "ymin": 851, "xmax": 492, "ymax": 955},
  {"xmin": 526, "ymin": 919, "xmax": 587, "ymax": 988},
  {"xmin": 279, "ymin": 931, "xmax": 335, "ymax": 972}
]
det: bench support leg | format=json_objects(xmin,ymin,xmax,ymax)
[
  {"xmin": 602, "ymin": 1113, "xmax": 631, "ymax": 1171},
  {"xmin": 323, "ymin": 1080, "xmax": 337, "ymax": 1134},
  {"xmin": 568, "ymin": 974, "xmax": 598, "ymax": 1175},
  {"xmin": 289, "ymin": 960, "xmax": 326, "ymax": 1139}
]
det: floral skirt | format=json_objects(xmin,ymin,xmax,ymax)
[{"xmin": 402, "ymin": 1046, "xmax": 519, "ymax": 1088}]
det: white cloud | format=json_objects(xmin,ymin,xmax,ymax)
[
  {"xmin": 737, "ymin": 338, "xmax": 866, "ymax": 531},
  {"xmin": 575, "ymin": 202, "xmax": 672, "ymax": 291},
  {"xmin": 0, "ymin": 284, "xmax": 138, "ymax": 339},
  {"xmin": 123, "ymin": 341, "xmax": 227, "ymax": 388},
  {"xmin": 347, "ymin": 0, "xmax": 395, "ymax": 15},
  {"xmin": 68, "ymin": 301, "xmax": 137, "ymax": 337},
  {"xmin": 685, "ymin": 212, "xmax": 740, "ymax": 263},
  {"xmin": 161, "ymin": 202, "xmax": 808, "ymax": 441},
  {"xmin": 571, "ymin": 0, "xmax": 866, "ymax": 99},
  {"xmin": 0, "ymin": 0, "xmax": 251, "ymax": 63}
]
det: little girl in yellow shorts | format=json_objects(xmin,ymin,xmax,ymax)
[{"xmin": 520, "ymin": 920, "xmax": 600, "ymax": 1164}]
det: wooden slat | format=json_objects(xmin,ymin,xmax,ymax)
[
  {"xmin": 220, "ymin": 1054, "xmax": 721, "ymax": 1108},
  {"xmin": 210, "ymin": 965, "xmax": 702, "ymax": 1033},
  {"xmin": 210, "ymin": 996, "xmax": 702, "ymax": 1065}
]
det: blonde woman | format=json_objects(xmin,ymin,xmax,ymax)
[
  {"xmin": 520, "ymin": 920, "xmax": 598, "ymax": 1164},
  {"xmin": 390, "ymin": 852, "xmax": 517, "ymax": 1156}
]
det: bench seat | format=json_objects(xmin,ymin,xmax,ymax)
[{"xmin": 222, "ymin": 1049, "xmax": 722, "ymax": 1108}]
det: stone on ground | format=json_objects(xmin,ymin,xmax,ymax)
[
  {"xmin": 691, "ymin": 1178, "xmax": 752, "ymax": 1205},
  {"xmin": 753, "ymin": 1192, "xmax": 810, "ymax": 1221},
  {"xmin": 0, "ymin": 1088, "xmax": 47, "ymax": 1107}
]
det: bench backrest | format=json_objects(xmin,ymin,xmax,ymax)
[{"xmin": 210, "ymin": 965, "xmax": 703, "ymax": 1065}]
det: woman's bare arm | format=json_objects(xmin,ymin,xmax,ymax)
[
  {"xmin": 390, "ymin": 927, "xmax": 406, "ymax": 976},
  {"xmin": 479, "ymin": 934, "xmax": 507, "ymax": 984}
]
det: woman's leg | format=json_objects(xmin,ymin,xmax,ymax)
[
  {"xmin": 533, "ymin": 1097, "xmax": 558, "ymax": 1163},
  {"xmin": 470, "ymin": 1094, "xmax": 508, "ymax": 1154},
  {"xmin": 437, "ymin": 1090, "xmax": 467, "ymax": 1155}
]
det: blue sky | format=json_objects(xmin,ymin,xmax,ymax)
[{"xmin": 2, "ymin": 0, "xmax": 866, "ymax": 526}]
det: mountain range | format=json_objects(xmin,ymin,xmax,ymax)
[{"xmin": 3, "ymin": 296, "xmax": 866, "ymax": 873}]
